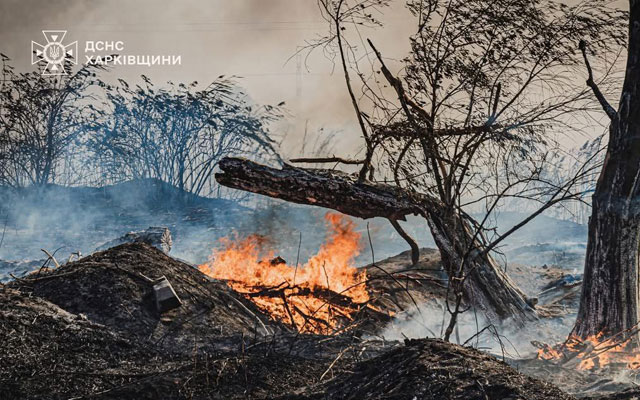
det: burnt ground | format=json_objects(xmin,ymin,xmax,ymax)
[
  {"xmin": 0, "ymin": 242, "xmax": 634, "ymax": 399},
  {"xmin": 286, "ymin": 339, "xmax": 574, "ymax": 400},
  {"xmin": 1, "ymin": 243, "xmax": 384, "ymax": 399},
  {"xmin": 6, "ymin": 242, "xmax": 277, "ymax": 351}
]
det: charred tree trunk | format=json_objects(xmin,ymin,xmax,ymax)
[
  {"xmin": 574, "ymin": 2, "xmax": 640, "ymax": 339},
  {"xmin": 216, "ymin": 157, "xmax": 536, "ymax": 325}
]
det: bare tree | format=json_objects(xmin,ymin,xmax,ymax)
[
  {"xmin": 88, "ymin": 75, "xmax": 282, "ymax": 197},
  {"xmin": 0, "ymin": 56, "xmax": 104, "ymax": 187},
  {"xmin": 216, "ymin": 0, "xmax": 625, "ymax": 334}
]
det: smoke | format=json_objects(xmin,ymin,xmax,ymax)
[
  {"xmin": 0, "ymin": 177, "xmax": 588, "ymax": 276},
  {"xmin": 377, "ymin": 302, "xmax": 576, "ymax": 358},
  {"xmin": 0, "ymin": 180, "xmax": 435, "ymax": 280}
]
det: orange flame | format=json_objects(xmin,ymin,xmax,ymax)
[
  {"xmin": 198, "ymin": 212, "xmax": 371, "ymax": 334},
  {"xmin": 537, "ymin": 332, "xmax": 640, "ymax": 370}
]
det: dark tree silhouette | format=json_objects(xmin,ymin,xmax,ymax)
[
  {"xmin": 0, "ymin": 55, "xmax": 104, "ymax": 187},
  {"xmin": 88, "ymin": 75, "xmax": 281, "ymax": 196}
]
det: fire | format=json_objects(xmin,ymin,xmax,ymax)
[
  {"xmin": 537, "ymin": 331, "xmax": 640, "ymax": 370},
  {"xmin": 198, "ymin": 212, "xmax": 373, "ymax": 334}
]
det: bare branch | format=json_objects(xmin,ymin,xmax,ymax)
[
  {"xmin": 579, "ymin": 39, "xmax": 617, "ymax": 120},
  {"xmin": 388, "ymin": 219, "xmax": 420, "ymax": 265}
]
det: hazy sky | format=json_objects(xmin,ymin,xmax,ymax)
[
  {"xmin": 0, "ymin": 0, "xmax": 627, "ymax": 156},
  {"xmin": 0, "ymin": 0, "xmax": 417, "ymax": 156}
]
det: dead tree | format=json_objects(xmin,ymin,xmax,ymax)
[
  {"xmin": 241, "ymin": 0, "xmax": 622, "ymax": 334},
  {"xmin": 574, "ymin": 1, "xmax": 640, "ymax": 341}
]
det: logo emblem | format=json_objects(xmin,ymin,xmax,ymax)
[{"xmin": 31, "ymin": 30, "xmax": 78, "ymax": 75}]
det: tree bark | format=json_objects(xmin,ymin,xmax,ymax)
[
  {"xmin": 216, "ymin": 157, "xmax": 536, "ymax": 325},
  {"xmin": 574, "ymin": 1, "xmax": 640, "ymax": 340},
  {"xmin": 427, "ymin": 212, "xmax": 537, "ymax": 325}
]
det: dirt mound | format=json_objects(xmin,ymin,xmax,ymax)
[
  {"xmin": 0, "ymin": 243, "xmax": 386, "ymax": 399},
  {"xmin": 0, "ymin": 284, "xmax": 387, "ymax": 400},
  {"xmin": 8, "ymin": 242, "xmax": 278, "ymax": 351},
  {"xmin": 292, "ymin": 338, "xmax": 574, "ymax": 400}
]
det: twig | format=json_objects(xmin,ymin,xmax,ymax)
[
  {"xmin": 293, "ymin": 231, "xmax": 302, "ymax": 286},
  {"xmin": 280, "ymin": 292, "xmax": 298, "ymax": 331},
  {"xmin": 367, "ymin": 222, "xmax": 375, "ymax": 265},
  {"xmin": 41, "ymin": 249, "xmax": 61, "ymax": 269},
  {"xmin": 319, "ymin": 346, "xmax": 350, "ymax": 382},
  {"xmin": 321, "ymin": 261, "xmax": 330, "ymax": 291},
  {"xmin": 222, "ymin": 292, "xmax": 273, "ymax": 336}
]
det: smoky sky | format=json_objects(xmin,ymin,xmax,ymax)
[
  {"xmin": 0, "ymin": 0, "xmax": 417, "ymax": 155},
  {"xmin": 0, "ymin": 0, "xmax": 626, "ymax": 155}
]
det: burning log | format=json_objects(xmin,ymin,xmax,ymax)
[
  {"xmin": 244, "ymin": 283, "xmax": 364, "ymax": 310},
  {"xmin": 96, "ymin": 226, "xmax": 172, "ymax": 254}
]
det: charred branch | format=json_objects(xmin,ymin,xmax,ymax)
[
  {"xmin": 367, "ymin": 39, "xmax": 431, "ymax": 123},
  {"xmin": 388, "ymin": 219, "xmax": 420, "ymax": 265}
]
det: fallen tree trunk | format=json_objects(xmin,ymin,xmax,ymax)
[
  {"xmin": 216, "ymin": 157, "xmax": 537, "ymax": 326},
  {"xmin": 215, "ymin": 158, "xmax": 426, "ymax": 221}
]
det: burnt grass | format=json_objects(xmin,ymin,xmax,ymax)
[{"xmin": 0, "ymin": 243, "xmax": 627, "ymax": 399}]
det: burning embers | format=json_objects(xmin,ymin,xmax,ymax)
[
  {"xmin": 198, "ymin": 213, "xmax": 376, "ymax": 334},
  {"xmin": 537, "ymin": 331, "xmax": 640, "ymax": 370}
]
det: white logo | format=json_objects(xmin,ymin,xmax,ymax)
[{"xmin": 31, "ymin": 30, "xmax": 78, "ymax": 75}]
